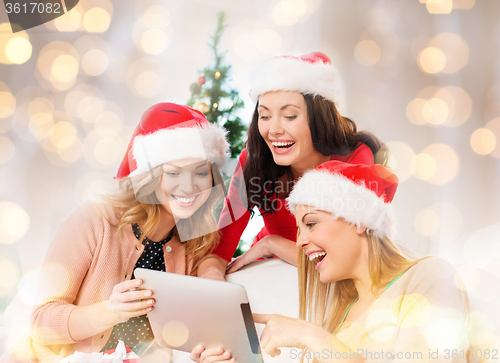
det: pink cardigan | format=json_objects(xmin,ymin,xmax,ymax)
[{"xmin": 24, "ymin": 201, "xmax": 192, "ymax": 361}]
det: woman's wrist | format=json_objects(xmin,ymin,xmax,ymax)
[
  {"xmin": 262, "ymin": 235, "xmax": 298, "ymax": 266},
  {"xmin": 199, "ymin": 266, "xmax": 225, "ymax": 281},
  {"xmin": 69, "ymin": 301, "xmax": 121, "ymax": 341},
  {"xmin": 102, "ymin": 300, "xmax": 125, "ymax": 325},
  {"xmin": 258, "ymin": 235, "xmax": 274, "ymax": 255},
  {"xmin": 197, "ymin": 255, "xmax": 227, "ymax": 281},
  {"xmin": 261, "ymin": 234, "xmax": 288, "ymax": 254},
  {"xmin": 301, "ymin": 324, "xmax": 332, "ymax": 354}
]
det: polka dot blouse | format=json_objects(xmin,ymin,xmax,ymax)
[{"xmin": 101, "ymin": 223, "xmax": 174, "ymax": 354}]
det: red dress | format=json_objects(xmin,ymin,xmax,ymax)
[{"xmin": 213, "ymin": 144, "xmax": 375, "ymax": 262}]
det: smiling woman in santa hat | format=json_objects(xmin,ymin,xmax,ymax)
[
  {"xmin": 249, "ymin": 161, "xmax": 471, "ymax": 363},
  {"xmin": 197, "ymin": 52, "xmax": 388, "ymax": 280},
  {"xmin": 26, "ymin": 103, "xmax": 229, "ymax": 361}
]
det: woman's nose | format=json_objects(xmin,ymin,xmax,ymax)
[
  {"xmin": 296, "ymin": 233, "xmax": 309, "ymax": 249},
  {"xmin": 269, "ymin": 118, "xmax": 284, "ymax": 136},
  {"xmin": 180, "ymin": 173, "xmax": 195, "ymax": 194}
]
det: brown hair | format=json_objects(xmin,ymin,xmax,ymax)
[
  {"xmin": 243, "ymin": 93, "xmax": 389, "ymax": 215},
  {"xmin": 102, "ymin": 162, "xmax": 224, "ymax": 274}
]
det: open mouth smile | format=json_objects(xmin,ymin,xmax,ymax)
[
  {"xmin": 171, "ymin": 194, "xmax": 199, "ymax": 206},
  {"xmin": 307, "ymin": 251, "xmax": 327, "ymax": 269},
  {"xmin": 271, "ymin": 140, "xmax": 295, "ymax": 154}
]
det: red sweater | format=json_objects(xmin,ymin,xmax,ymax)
[{"xmin": 213, "ymin": 144, "xmax": 374, "ymax": 261}]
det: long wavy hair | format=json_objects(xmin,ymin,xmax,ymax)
[
  {"xmin": 102, "ymin": 162, "xmax": 224, "ymax": 275},
  {"xmin": 243, "ymin": 93, "xmax": 389, "ymax": 215},
  {"xmin": 298, "ymin": 231, "xmax": 428, "ymax": 362}
]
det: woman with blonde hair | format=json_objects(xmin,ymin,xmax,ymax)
[
  {"xmin": 251, "ymin": 160, "xmax": 471, "ymax": 363},
  {"xmin": 23, "ymin": 103, "xmax": 229, "ymax": 362}
]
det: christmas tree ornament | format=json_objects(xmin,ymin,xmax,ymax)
[
  {"xmin": 193, "ymin": 101, "xmax": 210, "ymax": 114},
  {"xmin": 189, "ymin": 82, "xmax": 202, "ymax": 95},
  {"xmin": 197, "ymin": 76, "xmax": 206, "ymax": 85}
]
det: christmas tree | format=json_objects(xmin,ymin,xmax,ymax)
[
  {"xmin": 188, "ymin": 12, "xmax": 246, "ymax": 158},
  {"xmin": 188, "ymin": 12, "xmax": 249, "ymax": 257}
]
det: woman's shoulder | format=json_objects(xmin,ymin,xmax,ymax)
[
  {"xmin": 402, "ymin": 256, "xmax": 462, "ymax": 291},
  {"xmin": 47, "ymin": 200, "xmax": 124, "ymax": 254},
  {"xmin": 401, "ymin": 256, "xmax": 470, "ymax": 316},
  {"xmin": 331, "ymin": 143, "xmax": 374, "ymax": 165},
  {"xmin": 64, "ymin": 200, "xmax": 120, "ymax": 229},
  {"xmin": 349, "ymin": 143, "xmax": 374, "ymax": 164},
  {"xmin": 409, "ymin": 256, "xmax": 457, "ymax": 275}
]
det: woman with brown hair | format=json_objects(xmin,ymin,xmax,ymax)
[
  {"xmin": 24, "ymin": 103, "xmax": 229, "ymax": 362},
  {"xmin": 198, "ymin": 52, "xmax": 388, "ymax": 281},
  {"xmin": 252, "ymin": 161, "xmax": 471, "ymax": 362}
]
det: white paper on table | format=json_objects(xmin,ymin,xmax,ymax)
[{"xmin": 58, "ymin": 341, "xmax": 138, "ymax": 363}]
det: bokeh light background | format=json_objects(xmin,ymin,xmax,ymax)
[{"xmin": 0, "ymin": 0, "xmax": 499, "ymax": 343}]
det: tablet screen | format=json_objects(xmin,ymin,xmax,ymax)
[{"xmin": 134, "ymin": 268, "xmax": 263, "ymax": 363}]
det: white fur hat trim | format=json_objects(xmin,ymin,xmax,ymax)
[
  {"xmin": 249, "ymin": 57, "xmax": 342, "ymax": 105},
  {"xmin": 287, "ymin": 170, "xmax": 395, "ymax": 238},
  {"xmin": 130, "ymin": 123, "xmax": 229, "ymax": 177}
]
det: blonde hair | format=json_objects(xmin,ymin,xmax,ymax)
[
  {"xmin": 102, "ymin": 162, "xmax": 224, "ymax": 275},
  {"xmin": 298, "ymin": 232, "xmax": 428, "ymax": 360}
]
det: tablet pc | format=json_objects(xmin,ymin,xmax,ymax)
[{"xmin": 134, "ymin": 268, "xmax": 263, "ymax": 363}]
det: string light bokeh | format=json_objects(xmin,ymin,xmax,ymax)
[{"xmin": 0, "ymin": 0, "xmax": 499, "ymax": 353}]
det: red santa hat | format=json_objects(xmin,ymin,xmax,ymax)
[
  {"xmin": 115, "ymin": 103, "xmax": 229, "ymax": 179},
  {"xmin": 249, "ymin": 51, "xmax": 342, "ymax": 105},
  {"xmin": 287, "ymin": 161, "xmax": 399, "ymax": 239}
]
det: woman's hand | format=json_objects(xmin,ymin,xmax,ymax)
[
  {"xmin": 226, "ymin": 237, "xmax": 275, "ymax": 274},
  {"xmin": 226, "ymin": 235, "xmax": 298, "ymax": 274},
  {"xmin": 104, "ymin": 279, "xmax": 155, "ymax": 324},
  {"xmin": 253, "ymin": 314, "xmax": 330, "ymax": 357},
  {"xmin": 190, "ymin": 345, "xmax": 236, "ymax": 363}
]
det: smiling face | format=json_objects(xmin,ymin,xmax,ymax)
[
  {"xmin": 159, "ymin": 158, "xmax": 213, "ymax": 220},
  {"xmin": 295, "ymin": 205, "xmax": 367, "ymax": 284},
  {"xmin": 257, "ymin": 91, "xmax": 328, "ymax": 173}
]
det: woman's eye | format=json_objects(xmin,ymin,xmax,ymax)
[
  {"xmin": 285, "ymin": 115, "xmax": 297, "ymax": 120},
  {"xmin": 165, "ymin": 172, "xmax": 178, "ymax": 176},
  {"xmin": 306, "ymin": 222, "xmax": 316, "ymax": 229},
  {"xmin": 196, "ymin": 172, "xmax": 209, "ymax": 177},
  {"xmin": 259, "ymin": 115, "xmax": 270, "ymax": 121}
]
